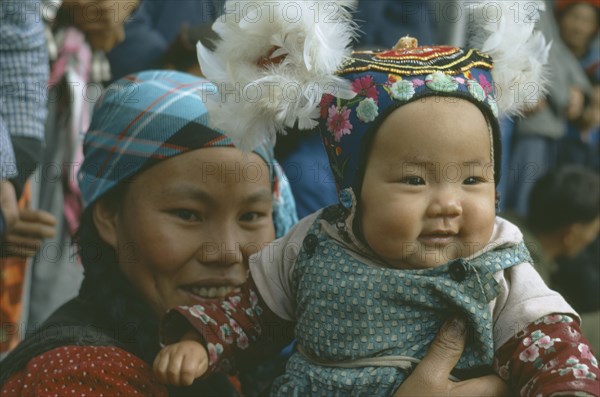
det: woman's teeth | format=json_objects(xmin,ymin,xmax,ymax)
[{"xmin": 190, "ymin": 286, "xmax": 239, "ymax": 298}]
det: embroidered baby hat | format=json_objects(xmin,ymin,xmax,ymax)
[
  {"xmin": 318, "ymin": 40, "xmax": 506, "ymax": 191},
  {"xmin": 198, "ymin": 0, "xmax": 550, "ymax": 193}
]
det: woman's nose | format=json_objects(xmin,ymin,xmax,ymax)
[{"xmin": 198, "ymin": 229, "xmax": 243, "ymax": 266}]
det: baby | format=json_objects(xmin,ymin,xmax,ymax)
[{"xmin": 154, "ymin": 2, "xmax": 600, "ymax": 396}]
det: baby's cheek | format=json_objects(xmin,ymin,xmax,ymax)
[{"xmin": 464, "ymin": 213, "xmax": 495, "ymax": 249}]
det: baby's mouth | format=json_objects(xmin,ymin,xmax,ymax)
[
  {"xmin": 184, "ymin": 285, "xmax": 241, "ymax": 299},
  {"xmin": 418, "ymin": 230, "xmax": 458, "ymax": 245}
]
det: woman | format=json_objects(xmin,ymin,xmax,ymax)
[
  {"xmin": 0, "ymin": 71, "xmax": 509, "ymax": 396},
  {"xmin": 0, "ymin": 69, "xmax": 296, "ymax": 396}
]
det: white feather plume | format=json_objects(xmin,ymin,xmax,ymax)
[
  {"xmin": 467, "ymin": 0, "xmax": 551, "ymax": 117},
  {"xmin": 198, "ymin": 0, "xmax": 358, "ymax": 151}
]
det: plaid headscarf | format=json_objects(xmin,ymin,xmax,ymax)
[{"xmin": 78, "ymin": 70, "xmax": 297, "ymax": 238}]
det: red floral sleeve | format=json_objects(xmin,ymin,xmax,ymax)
[
  {"xmin": 161, "ymin": 281, "xmax": 265, "ymax": 375},
  {"xmin": 494, "ymin": 314, "xmax": 600, "ymax": 396}
]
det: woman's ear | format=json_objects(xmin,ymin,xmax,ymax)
[{"xmin": 93, "ymin": 199, "xmax": 119, "ymax": 248}]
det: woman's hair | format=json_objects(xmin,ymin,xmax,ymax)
[
  {"xmin": 75, "ymin": 184, "xmax": 160, "ymax": 364},
  {"xmin": 527, "ymin": 166, "xmax": 600, "ymax": 234}
]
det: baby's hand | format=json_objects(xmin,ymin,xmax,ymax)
[{"xmin": 153, "ymin": 340, "xmax": 208, "ymax": 386}]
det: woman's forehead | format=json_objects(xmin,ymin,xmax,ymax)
[{"xmin": 129, "ymin": 148, "xmax": 272, "ymax": 198}]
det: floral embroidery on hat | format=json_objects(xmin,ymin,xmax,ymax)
[
  {"xmin": 390, "ymin": 79, "xmax": 416, "ymax": 101},
  {"xmin": 487, "ymin": 95, "xmax": 499, "ymax": 118},
  {"xmin": 323, "ymin": 136, "xmax": 348, "ymax": 186},
  {"xmin": 356, "ymin": 98, "xmax": 379, "ymax": 122},
  {"xmin": 467, "ymin": 79, "xmax": 486, "ymax": 102},
  {"xmin": 327, "ymin": 105, "xmax": 352, "ymax": 142},
  {"xmin": 478, "ymin": 74, "xmax": 493, "ymax": 95},
  {"xmin": 320, "ymin": 94, "xmax": 335, "ymax": 118},
  {"xmin": 385, "ymin": 74, "xmax": 398, "ymax": 86},
  {"xmin": 425, "ymin": 71, "xmax": 459, "ymax": 92},
  {"xmin": 352, "ymin": 75, "xmax": 378, "ymax": 102},
  {"xmin": 412, "ymin": 78, "xmax": 425, "ymax": 87}
]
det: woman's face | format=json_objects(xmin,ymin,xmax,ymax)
[{"xmin": 98, "ymin": 147, "xmax": 275, "ymax": 316}]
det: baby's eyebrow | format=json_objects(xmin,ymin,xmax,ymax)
[
  {"xmin": 463, "ymin": 160, "xmax": 485, "ymax": 166},
  {"xmin": 397, "ymin": 156, "xmax": 433, "ymax": 166}
]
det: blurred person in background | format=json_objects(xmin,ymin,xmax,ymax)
[
  {"xmin": 0, "ymin": 0, "xmax": 54, "ymax": 358},
  {"xmin": 505, "ymin": 1, "xmax": 595, "ymax": 215},
  {"xmin": 107, "ymin": 0, "xmax": 222, "ymax": 79},
  {"xmin": 501, "ymin": 165, "xmax": 600, "ymax": 355},
  {"xmin": 0, "ymin": 0, "xmax": 138, "ymax": 359},
  {"xmin": 502, "ymin": 166, "xmax": 599, "ymax": 291},
  {"xmin": 554, "ymin": 0, "xmax": 600, "ymax": 169},
  {"xmin": 551, "ymin": 2, "xmax": 600, "ymax": 358},
  {"xmin": 0, "ymin": 0, "xmax": 49, "ymax": 239}
]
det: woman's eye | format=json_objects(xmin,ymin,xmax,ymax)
[
  {"xmin": 174, "ymin": 210, "xmax": 200, "ymax": 221},
  {"xmin": 402, "ymin": 176, "xmax": 425, "ymax": 185}
]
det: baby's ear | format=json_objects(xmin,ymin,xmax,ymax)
[{"xmin": 93, "ymin": 198, "xmax": 119, "ymax": 248}]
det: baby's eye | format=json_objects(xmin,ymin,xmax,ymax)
[
  {"xmin": 173, "ymin": 209, "xmax": 200, "ymax": 222},
  {"xmin": 401, "ymin": 176, "xmax": 425, "ymax": 186},
  {"xmin": 463, "ymin": 176, "xmax": 482, "ymax": 185},
  {"xmin": 240, "ymin": 212, "xmax": 265, "ymax": 222}
]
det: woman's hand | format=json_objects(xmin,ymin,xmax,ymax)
[{"xmin": 394, "ymin": 318, "xmax": 511, "ymax": 396}]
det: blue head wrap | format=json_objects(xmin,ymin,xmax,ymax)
[{"xmin": 78, "ymin": 70, "xmax": 297, "ymax": 237}]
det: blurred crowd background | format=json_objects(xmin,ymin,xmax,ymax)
[{"xmin": 1, "ymin": 0, "xmax": 599, "ymax": 359}]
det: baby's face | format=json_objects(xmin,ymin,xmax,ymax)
[{"xmin": 360, "ymin": 97, "xmax": 496, "ymax": 269}]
